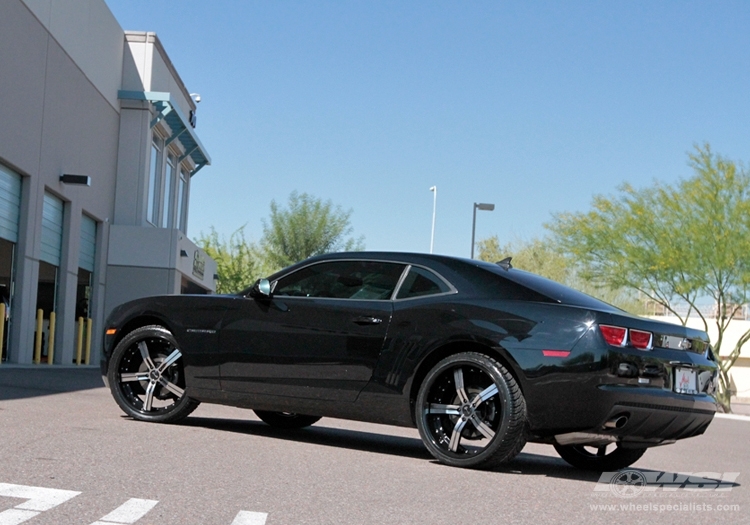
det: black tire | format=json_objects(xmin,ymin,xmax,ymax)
[
  {"xmin": 108, "ymin": 325, "xmax": 199, "ymax": 423},
  {"xmin": 415, "ymin": 352, "xmax": 526, "ymax": 469},
  {"xmin": 254, "ymin": 410, "xmax": 321, "ymax": 429},
  {"xmin": 553, "ymin": 442, "xmax": 647, "ymax": 471}
]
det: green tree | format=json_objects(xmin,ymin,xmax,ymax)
[
  {"xmin": 547, "ymin": 144, "xmax": 750, "ymax": 410},
  {"xmin": 476, "ymin": 236, "xmax": 570, "ymax": 284},
  {"xmin": 196, "ymin": 226, "xmax": 260, "ymax": 294},
  {"xmin": 261, "ymin": 191, "xmax": 364, "ymax": 270},
  {"xmin": 476, "ymin": 236, "xmax": 643, "ymax": 312}
]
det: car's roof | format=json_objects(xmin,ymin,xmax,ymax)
[
  {"xmin": 302, "ymin": 251, "xmax": 469, "ymax": 264},
  {"xmin": 266, "ymin": 251, "xmax": 622, "ymax": 312}
]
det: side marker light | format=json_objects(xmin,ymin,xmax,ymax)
[{"xmin": 542, "ymin": 350, "xmax": 571, "ymax": 358}]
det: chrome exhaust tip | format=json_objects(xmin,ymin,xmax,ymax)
[{"xmin": 603, "ymin": 415, "xmax": 629, "ymax": 429}]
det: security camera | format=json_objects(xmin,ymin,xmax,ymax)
[{"xmin": 190, "ymin": 93, "xmax": 201, "ymax": 104}]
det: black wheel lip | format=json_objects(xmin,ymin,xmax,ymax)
[
  {"xmin": 553, "ymin": 441, "xmax": 647, "ymax": 471},
  {"xmin": 568, "ymin": 444, "xmax": 612, "ymax": 458}
]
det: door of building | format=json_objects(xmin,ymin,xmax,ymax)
[
  {"xmin": 0, "ymin": 164, "xmax": 21, "ymax": 361},
  {"xmin": 36, "ymin": 192, "xmax": 63, "ymax": 361}
]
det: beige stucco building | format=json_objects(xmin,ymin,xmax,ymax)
[{"xmin": 0, "ymin": 0, "xmax": 216, "ymax": 366}]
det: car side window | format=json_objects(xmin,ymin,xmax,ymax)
[
  {"xmin": 274, "ymin": 261, "xmax": 406, "ymax": 300},
  {"xmin": 396, "ymin": 266, "xmax": 451, "ymax": 299}
]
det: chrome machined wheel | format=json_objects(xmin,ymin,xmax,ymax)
[
  {"xmin": 108, "ymin": 325, "xmax": 198, "ymax": 423},
  {"xmin": 416, "ymin": 352, "xmax": 526, "ymax": 469}
]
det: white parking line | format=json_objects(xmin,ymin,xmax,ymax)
[
  {"xmin": 231, "ymin": 510, "xmax": 268, "ymax": 525},
  {"xmin": 1, "ymin": 483, "xmax": 269, "ymax": 525},
  {"xmin": 0, "ymin": 509, "xmax": 39, "ymax": 525},
  {"xmin": 89, "ymin": 498, "xmax": 159, "ymax": 525},
  {"xmin": 0, "ymin": 483, "xmax": 80, "ymax": 525}
]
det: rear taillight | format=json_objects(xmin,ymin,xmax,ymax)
[
  {"xmin": 629, "ymin": 329, "xmax": 653, "ymax": 350},
  {"xmin": 600, "ymin": 325, "xmax": 627, "ymax": 346},
  {"xmin": 599, "ymin": 324, "xmax": 652, "ymax": 351}
]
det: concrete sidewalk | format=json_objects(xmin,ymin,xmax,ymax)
[
  {"xmin": 0, "ymin": 365, "xmax": 103, "ymax": 401},
  {"xmin": 730, "ymin": 398, "xmax": 750, "ymax": 416}
]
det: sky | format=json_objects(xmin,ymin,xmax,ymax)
[{"xmin": 105, "ymin": 0, "xmax": 750, "ymax": 258}]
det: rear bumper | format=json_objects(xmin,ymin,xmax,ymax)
[
  {"xmin": 598, "ymin": 384, "xmax": 716, "ymax": 444},
  {"xmin": 600, "ymin": 402, "xmax": 714, "ymax": 446},
  {"xmin": 550, "ymin": 386, "xmax": 716, "ymax": 448}
]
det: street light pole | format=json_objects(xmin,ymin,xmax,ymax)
[
  {"xmin": 471, "ymin": 202, "xmax": 495, "ymax": 258},
  {"xmin": 429, "ymin": 186, "xmax": 437, "ymax": 253}
]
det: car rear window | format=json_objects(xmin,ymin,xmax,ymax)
[
  {"xmin": 469, "ymin": 261, "xmax": 621, "ymax": 311},
  {"xmin": 396, "ymin": 266, "xmax": 452, "ymax": 299}
]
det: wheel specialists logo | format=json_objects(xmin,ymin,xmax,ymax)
[
  {"xmin": 609, "ymin": 470, "xmax": 647, "ymax": 498},
  {"xmin": 594, "ymin": 470, "xmax": 740, "ymax": 498}
]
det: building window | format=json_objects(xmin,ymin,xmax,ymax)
[
  {"xmin": 176, "ymin": 169, "xmax": 188, "ymax": 233},
  {"xmin": 147, "ymin": 133, "xmax": 193, "ymax": 231},
  {"xmin": 162, "ymin": 154, "xmax": 176, "ymax": 228},
  {"xmin": 147, "ymin": 137, "xmax": 163, "ymax": 225}
]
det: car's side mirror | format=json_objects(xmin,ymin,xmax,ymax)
[{"xmin": 249, "ymin": 278, "xmax": 272, "ymax": 299}]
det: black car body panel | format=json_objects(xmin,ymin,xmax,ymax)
[{"xmin": 102, "ymin": 252, "xmax": 718, "ymax": 451}]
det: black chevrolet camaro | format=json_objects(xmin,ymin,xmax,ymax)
[{"xmin": 102, "ymin": 252, "xmax": 718, "ymax": 470}]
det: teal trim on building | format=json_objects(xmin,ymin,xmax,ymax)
[{"xmin": 117, "ymin": 90, "xmax": 211, "ymax": 176}]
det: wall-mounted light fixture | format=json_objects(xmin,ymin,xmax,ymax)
[
  {"xmin": 60, "ymin": 174, "xmax": 91, "ymax": 186},
  {"xmin": 180, "ymin": 250, "xmax": 189, "ymax": 257},
  {"xmin": 189, "ymin": 93, "xmax": 201, "ymax": 128}
]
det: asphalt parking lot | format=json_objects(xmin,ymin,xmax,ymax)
[{"xmin": 0, "ymin": 367, "xmax": 748, "ymax": 525}]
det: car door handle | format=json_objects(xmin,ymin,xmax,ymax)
[{"xmin": 353, "ymin": 316, "xmax": 383, "ymax": 325}]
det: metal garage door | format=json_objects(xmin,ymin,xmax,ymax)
[
  {"xmin": 40, "ymin": 192, "xmax": 63, "ymax": 267},
  {"xmin": 0, "ymin": 164, "xmax": 21, "ymax": 243},
  {"xmin": 79, "ymin": 215, "xmax": 96, "ymax": 272}
]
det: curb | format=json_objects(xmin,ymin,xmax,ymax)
[{"xmin": 715, "ymin": 413, "xmax": 750, "ymax": 422}]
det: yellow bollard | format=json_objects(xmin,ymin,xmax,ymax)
[
  {"xmin": 47, "ymin": 311, "xmax": 56, "ymax": 365},
  {"xmin": 0, "ymin": 302, "xmax": 5, "ymax": 364},
  {"xmin": 34, "ymin": 309, "xmax": 43, "ymax": 364},
  {"xmin": 84, "ymin": 318, "xmax": 92, "ymax": 365},
  {"xmin": 75, "ymin": 317, "xmax": 84, "ymax": 365}
]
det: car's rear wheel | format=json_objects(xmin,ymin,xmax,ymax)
[
  {"xmin": 108, "ymin": 325, "xmax": 199, "ymax": 423},
  {"xmin": 254, "ymin": 411, "xmax": 321, "ymax": 429},
  {"xmin": 416, "ymin": 352, "xmax": 526, "ymax": 469},
  {"xmin": 553, "ymin": 442, "xmax": 647, "ymax": 471}
]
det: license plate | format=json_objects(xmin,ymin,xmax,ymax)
[{"xmin": 674, "ymin": 368, "xmax": 698, "ymax": 395}]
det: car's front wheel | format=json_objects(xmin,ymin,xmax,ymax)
[
  {"xmin": 416, "ymin": 352, "xmax": 526, "ymax": 469},
  {"xmin": 108, "ymin": 325, "xmax": 199, "ymax": 423},
  {"xmin": 254, "ymin": 411, "xmax": 321, "ymax": 429},
  {"xmin": 553, "ymin": 442, "xmax": 647, "ymax": 471}
]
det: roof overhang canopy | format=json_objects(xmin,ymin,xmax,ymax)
[{"xmin": 118, "ymin": 90, "xmax": 211, "ymax": 176}]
